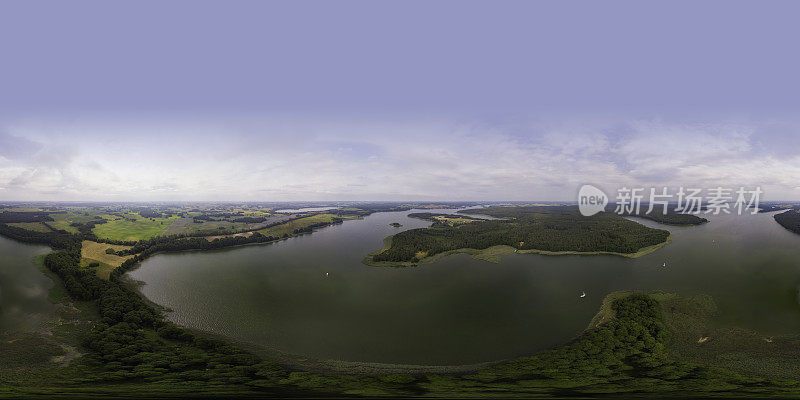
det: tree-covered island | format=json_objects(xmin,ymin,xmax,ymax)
[{"xmin": 365, "ymin": 206, "xmax": 683, "ymax": 266}]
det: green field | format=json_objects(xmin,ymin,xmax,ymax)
[
  {"xmin": 92, "ymin": 215, "xmax": 178, "ymax": 241},
  {"xmin": 80, "ymin": 241, "xmax": 134, "ymax": 279},
  {"xmin": 161, "ymin": 217, "xmax": 253, "ymax": 236}
]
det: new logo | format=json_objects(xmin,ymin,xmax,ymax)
[{"xmin": 578, "ymin": 184, "xmax": 608, "ymax": 216}]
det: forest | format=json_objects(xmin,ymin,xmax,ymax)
[
  {"xmin": 0, "ymin": 211, "xmax": 57, "ymax": 223},
  {"xmin": 774, "ymin": 210, "xmax": 800, "ymax": 234},
  {"xmin": 372, "ymin": 206, "xmax": 670, "ymax": 263},
  {"xmin": 407, "ymin": 212, "xmax": 484, "ymax": 224},
  {"xmin": 615, "ymin": 205, "xmax": 709, "ymax": 225}
]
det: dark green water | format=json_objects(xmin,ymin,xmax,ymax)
[
  {"xmin": 126, "ymin": 209, "xmax": 800, "ymax": 365},
  {"xmin": 0, "ymin": 237, "xmax": 54, "ymax": 335}
]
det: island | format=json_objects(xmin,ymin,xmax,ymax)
[
  {"xmin": 365, "ymin": 206, "xmax": 675, "ymax": 267},
  {"xmin": 407, "ymin": 212, "xmax": 485, "ymax": 225},
  {"xmin": 389, "ymin": 222, "xmax": 403, "ymax": 227}
]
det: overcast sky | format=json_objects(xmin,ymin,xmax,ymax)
[{"xmin": 2, "ymin": 0, "xmax": 800, "ymax": 201}]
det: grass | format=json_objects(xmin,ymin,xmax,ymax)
[
  {"xmin": 92, "ymin": 215, "xmax": 178, "ymax": 241},
  {"xmin": 167, "ymin": 219, "xmax": 251, "ymax": 235},
  {"xmin": 257, "ymin": 214, "xmax": 338, "ymax": 237},
  {"xmin": 80, "ymin": 240, "xmax": 134, "ymax": 279},
  {"xmin": 162, "ymin": 214, "xmax": 280, "ymax": 236},
  {"xmin": 46, "ymin": 211, "xmax": 113, "ymax": 233}
]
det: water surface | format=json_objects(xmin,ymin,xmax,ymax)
[{"xmin": 0, "ymin": 237, "xmax": 55, "ymax": 335}]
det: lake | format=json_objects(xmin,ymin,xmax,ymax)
[
  {"xmin": 0, "ymin": 237, "xmax": 55, "ymax": 335},
  {"xmin": 120, "ymin": 209, "xmax": 800, "ymax": 366}
]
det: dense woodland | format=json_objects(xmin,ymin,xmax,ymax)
[
  {"xmin": 0, "ymin": 211, "xmax": 57, "ymax": 223},
  {"xmin": 373, "ymin": 207, "xmax": 670, "ymax": 263},
  {"xmin": 407, "ymin": 212, "xmax": 484, "ymax": 222},
  {"xmin": 774, "ymin": 210, "xmax": 800, "ymax": 235},
  {"xmin": 614, "ymin": 205, "xmax": 709, "ymax": 225}
]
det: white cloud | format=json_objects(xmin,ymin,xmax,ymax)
[{"xmin": 1, "ymin": 117, "xmax": 799, "ymax": 201}]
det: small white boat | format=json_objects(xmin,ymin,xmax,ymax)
[
  {"xmin": 580, "ymin": 292, "xmax": 586, "ymax": 298},
  {"xmin": 662, "ymin": 261, "xmax": 667, "ymax": 268},
  {"xmin": 325, "ymin": 272, "xmax": 329, "ymax": 277}
]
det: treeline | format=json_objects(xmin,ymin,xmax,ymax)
[
  {"xmin": 193, "ymin": 212, "xmax": 246, "ymax": 221},
  {"xmin": 95, "ymin": 215, "xmax": 313, "ymax": 247},
  {"xmin": 292, "ymin": 219, "xmax": 342, "ymax": 234},
  {"xmin": 407, "ymin": 212, "xmax": 483, "ymax": 222},
  {"xmin": 231, "ymin": 216, "xmax": 267, "ymax": 223},
  {"xmin": 0, "ymin": 211, "xmax": 56, "ymax": 223},
  {"xmin": 138, "ymin": 209, "xmax": 163, "ymax": 219},
  {"xmin": 775, "ymin": 210, "xmax": 800, "ymax": 235},
  {"xmin": 193, "ymin": 215, "xmax": 268, "ymax": 224},
  {"xmin": 70, "ymin": 217, "xmax": 108, "ymax": 238},
  {"xmin": 0, "ymin": 223, "xmax": 76, "ymax": 249},
  {"xmin": 373, "ymin": 207, "xmax": 670, "ymax": 263},
  {"xmin": 112, "ymin": 231, "xmax": 279, "ymax": 260},
  {"xmin": 112, "ymin": 218, "xmax": 343, "ymax": 259},
  {"xmin": 617, "ymin": 205, "xmax": 708, "ymax": 226}
]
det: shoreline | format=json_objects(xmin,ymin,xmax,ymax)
[{"xmin": 363, "ymin": 233, "xmax": 673, "ymax": 267}]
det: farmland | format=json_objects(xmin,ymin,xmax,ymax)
[
  {"xmin": 92, "ymin": 214, "xmax": 178, "ymax": 241},
  {"xmin": 80, "ymin": 240, "xmax": 134, "ymax": 279}
]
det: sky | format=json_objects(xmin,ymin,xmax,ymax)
[{"xmin": 2, "ymin": 0, "xmax": 800, "ymax": 201}]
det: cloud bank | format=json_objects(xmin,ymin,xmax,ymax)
[{"xmin": 1, "ymin": 116, "xmax": 799, "ymax": 201}]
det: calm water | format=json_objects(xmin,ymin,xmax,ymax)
[
  {"xmin": 126, "ymin": 209, "xmax": 800, "ymax": 365},
  {"xmin": 0, "ymin": 237, "xmax": 55, "ymax": 334}
]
